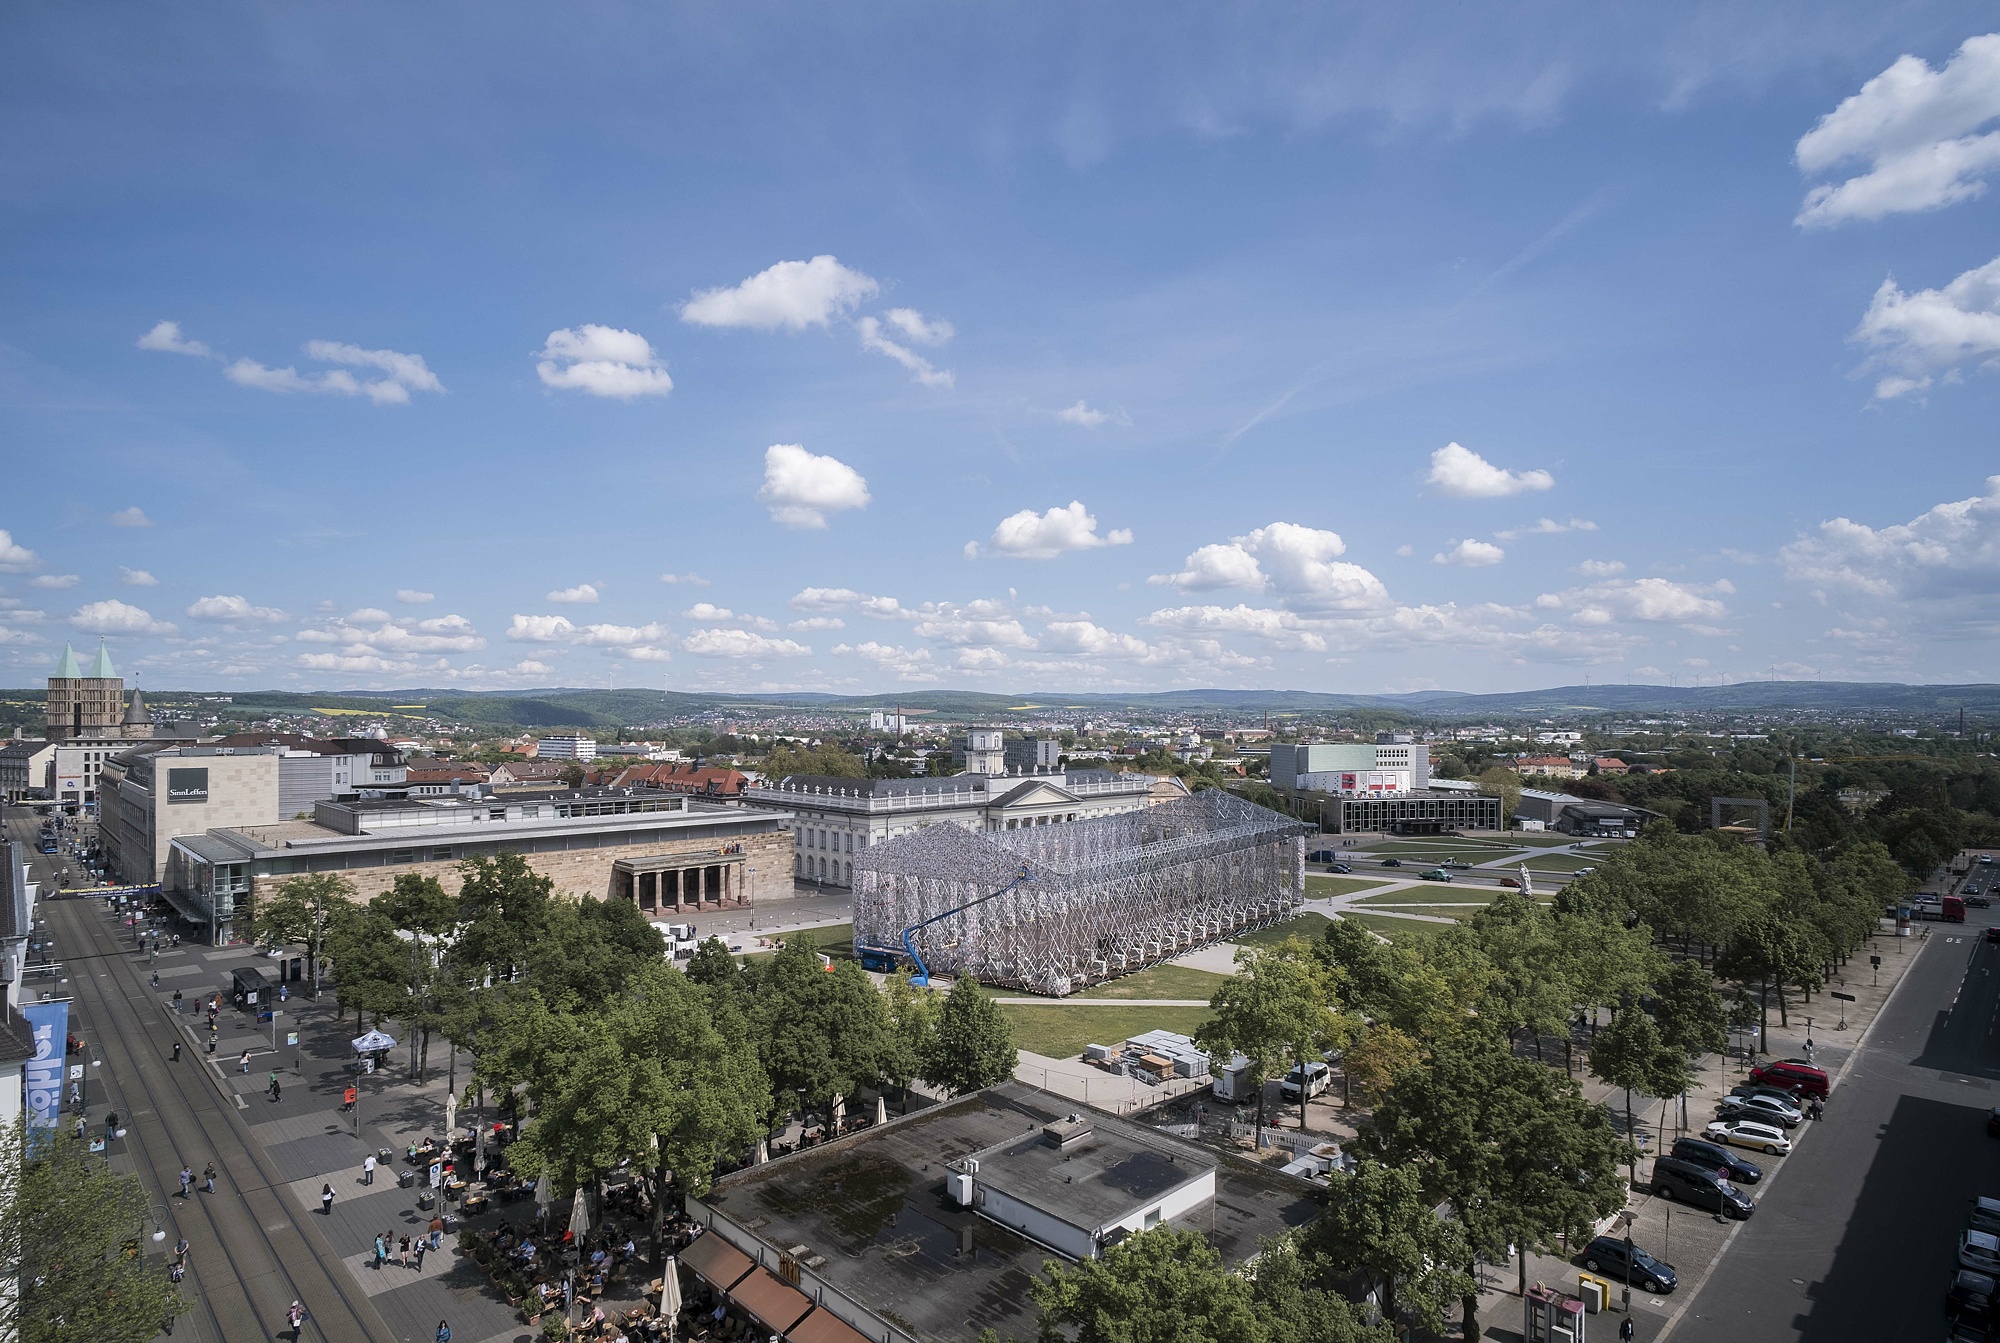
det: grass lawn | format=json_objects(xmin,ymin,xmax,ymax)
[
  {"xmin": 1000, "ymin": 1004, "xmax": 1213, "ymax": 1059},
  {"xmin": 1519, "ymin": 853, "xmax": 1599, "ymax": 873},
  {"xmin": 1304, "ymin": 875, "xmax": 1391, "ymax": 897},
  {"xmin": 1334, "ymin": 911, "xmax": 1450, "ymax": 941},
  {"xmin": 1354, "ymin": 890, "xmax": 1493, "ymax": 906},
  {"xmin": 741, "ymin": 922, "xmax": 854, "ymax": 962},
  {"xmin": 1506, "ymin": 833, "xmax": 1588, "ymax": 848},
  {"xmin": 1074, "ymin": 964, "xmax": 1231, "ymax": 1001},
  {"xmin": 1364, "ymin": 838, "xmax": 1522, "ymax": 855},
  {"xmin": 1231, "ymin": 911, "xmax": 1334, "ymax": 949}
]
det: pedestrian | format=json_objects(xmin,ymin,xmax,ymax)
[
  {"xmin": 239, "ymin": 1050, "xmax": 252, "ymax": 1074},
  {"xmin": 271, "ymin": 1077, "xmax": 281, "ymax": 1102},
  {"xmin": 286, "ymin": 1300, "xmax": 306, "ymax": 1341},
  {"xmin": 171, "ymin": 1040, "xmax": 182, "ymax": 1062},
  {"xmin": 428, "ymin": 1215, "xmax": 444, "ymax": 1250},
  {"xmin": 435, "ymin": 1321, "xmax": 451, "ymax": 1343},
  {"xmin": 173, "ymin": 989, "xmax": 183, "ymax": 1013},
  {"xmin": 279, "ymin": 982, "xmax": 287, "ymax": 1003},
  {"xmin": 414, "ymin": 1235, "xmax": 426, "ymax": 1271},
  {"xmin": 321, "ymin": 1182, "xmax": 334, "ymax": 1215},
  {"xmin": 104, "ymin": 1110, "xmax": 119, "ymax": 1143},
  {"xmin": 178, "ymin": 1165, "xmax": 193, "ymax": 1198},
  {"xmin": 174, "ymin": 1234, "xmax": 189, "ymax": 1265},
  {"xmin": 398, "ymin": 1234, "xmax": 410, "ymax": 1268},
  {"xmin": 1619, "ymin": 1315, "xmax": 1635, "ymax": 1341},
  {"xmin": 363, "ymin": 1153, "xmax": 376, "ymax": 1185},
  {"xmin": 203, "ymin": 1161, "xmax": 217, "ymax": 1193},
  {"xmin": 205, "ymin": 1037, "xmax": 216, "ymax": 1057}
]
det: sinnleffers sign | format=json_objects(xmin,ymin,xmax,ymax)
[{"xmin": 165, "ymin": 767, "xmax": 210, "ymax": 804}]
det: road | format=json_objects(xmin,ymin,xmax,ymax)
[
  {"xmin": 1671, "ymin": 913, "xmax": 2000, "ymax": 1341},
  {"xmin": 8, "ymin": 807, "xmax": 398, "ymax": 1343}
]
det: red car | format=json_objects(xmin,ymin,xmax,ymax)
[
  {"xmin": 1499, "ymin": 877, "xmax": 1521, "ymax": 889},
  {"xmin": 1749, "ymin": 1060, "xmax": 1829, "ymax": 1100}
]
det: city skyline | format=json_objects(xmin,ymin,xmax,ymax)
[{"xmin": 5, "ymin": 5, "xmax": 2000, "ymax": 695}]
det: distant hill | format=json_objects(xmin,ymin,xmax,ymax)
[{"xmin": 4, "ymin": 679, "xmax": 1996, "ymax": 729}]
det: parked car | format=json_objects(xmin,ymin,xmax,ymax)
[
  {"xmin": 1419, "ymin": 868, "xmax": 1454, "ymax": 883},
  {"xmin": 1279, "ymin": 1061, "xmax": 1331, "ymax": 1103},
  {"xmin": 1948, "ymin": 1269, "xmax": 1998, "ymax": 1318},
  {"xmin": 1715, "ymin": 1094, "xmax": 1803, "ymax": 1129},
  {"xmin": 1971, "ymin": 1197, "xmax": 2000, "ymax": 1236},
  {"xmin": 1380, "ymin": 858, "xmax": 1404, "ymax": 868},
  {"xmin": 1670, "ymin": 1136, "xmax": 1762, "ymax": 1184},
  {"xmin": 1702, "ymin": 1119, "xmax": 1792, "ymax": 1156},
  {"xmin": 1728, "ymin": 1083, "xmax": 1807, "ymax": 1108},
  {"xmin": 1649, "ymin": 1157, "xmax": 1755, "ymax": 1219},
  {"xmin": 1986, "ymin": 927, "xmax": 2000, "ymax": 945},
  {"xmin": 1748, "ymin": 1060, "xmax": 1830, "ymax": 1099},
  {"xmin": 1328, "ymin": 863, "xmax": 1352, "ymax": 874},
  {"xmin": 1579, "ymin": 1236, "xmax": 1678, "ymax": 1292},
  {"xmin": 1962, "ymin": 1230, "xmax": 2000, "ymax": 1275}
]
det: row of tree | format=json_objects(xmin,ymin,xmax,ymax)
[{"xmin": 247, "ymin": 853, "xmax": 1018, "ymax": 1200}]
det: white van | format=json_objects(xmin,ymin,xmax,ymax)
[{"xmin": 1279, "ymin": 1060, "xmax": 1331, "ymax": 1103}]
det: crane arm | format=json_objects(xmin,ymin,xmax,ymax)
[{"xmin": 900, "ymin": 864, "xmax": 1033, "ymax": 987}]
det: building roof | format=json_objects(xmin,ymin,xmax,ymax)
[
  {"xmin": 699, "ymin": 1082, "xmax": 1319, "ymax": 1343},
  {"xmin": 50, "ymin": 643, "xmax": 81, "ymax": 679},
  {"xmin": 0, "ymin": 740, "xmax": 49, "ymax": 761},
  {"xmin": 968, "ymin": 1115, "xmax": 1213, "ymax": 1233},
  {"xmin": 88, "ymin": 640, "xmax": 116, "ymax": 679},
  {"xmin": 122, "ymin": 688, "xmax": 152, "ymax": 726}
]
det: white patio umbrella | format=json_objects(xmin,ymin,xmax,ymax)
[
  {"xmin": 569, "ymin": 1186, "xmax": 592, "ymax": 1239},
  {"xmin": 754, "ymin": 1138, "xmax": 769, "ymax": 1165},
  {"xmin": 831, "ymin": 1094, "xmax": 845, "ymax": 1131},
  {"xmin": 444, "ymin": 1090, "xmax": 458, "ymax": 1142},
  {"xmin": 875, "ymin": 1095, "xmax": 888, "ymax": 1127},
  {"xmin": 660, "ymin": 1255, "xmax": 683, "ymax": 1338},
  {"xmin": 534, "ymin": 1171, "xmax": 551, "ymax": 1214}
]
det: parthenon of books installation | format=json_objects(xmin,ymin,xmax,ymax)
[{"xmin": 852, "ymin": 789, "xmax": 1312, "ymax": 996}]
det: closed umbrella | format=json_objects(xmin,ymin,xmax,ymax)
[
  {"xmin": 875, "ymin": 1095, "xmax": 888, "ymax": 1127},
  {"xmin": 535, "ymin": 1172, "xmax": 551, "ymax": 1215},
  {"xmin": 754, "ymin": 1138, "xmax": 769, "ymax": 1165},
  {"xmin": 444, "ymin": 1090, "xmax": 458, "ymax": 1143},
  {"xmin": 660, "ymin": 1255, "xmax": 683, "ymax": 1339},
  {"xmin": 832, "ymin": 1094, "xmax": 846, "ymax": 1130},
  {"xmin": 569, "ymin": 1186, "xmax": 592, "ymax": 1239}
]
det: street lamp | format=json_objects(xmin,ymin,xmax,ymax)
[
  {"xmin": 146, "ymin": 1203, "xmax": 171, "ymax": 1243},
  {"xmin": 1616, "ymin": 1208, "xmax": 1637, "ymax": 1316}
]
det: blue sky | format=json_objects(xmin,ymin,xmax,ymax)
[{"xmin": 5, "ymin": 3, "xmax": 2000, "ymax": 696}]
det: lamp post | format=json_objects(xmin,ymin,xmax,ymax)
[{"xmin": 1616, "ymin": 1208, "xmax": 1636, "ymax": 1316}]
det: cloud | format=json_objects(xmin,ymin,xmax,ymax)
[
  {"xmin": 221, "ymin": 338, "xmax": 443, "ymax": 405},
  {"xmin": 680, "ymin": 603, "xmax": 777, "ymax": 630},
  {"xmin": 1573, "ymin": 559, "xmax": 1627, "ymax": 577},
  {"xmin": 1795, "ymin": 34, "xmax": 2000, "ymax": 227},
  {"xmin": 186, "ymin": 594, "xmax": 288, "ymax": 624},
  {"xmin": 136, "ymin": 321, "xmax": 212, "ymax": 357},
  {"xmin": 657, "ymin": 572, "xmax": 710, "ymax": 587},
  {"xmin": 1140, "ymin": 604, "xmax": 1328, "ymax": 651},
  {"xmin": 546, "ymin": 584, "xmax": 600, "ymax": 604},
  {"xmin": 679, "ymin": 256, "xmax": 879, "ymax": 331},
  {"xmin": 535, "ymin": 326, "xmax": 673, "ymax": 399},
  {"xmin": 1780, "ymin": 475, "xmax": 2000, "ymax": 607},
  {"xmin": 969, "ymin": 501, "xmax": 1133, "ymax": 559},
  {"xmin": 789, "ymin": 587, "xmax": 909, "ymax": 619},
  {"xmin": 623, "ymin": 646, "xmax": 673, "ymax": 663},
  {"xmin": 1534, "ymin": 577, "xmax": 1728, "ymax": 626},
  {"xmin": 119, "ymin": 567, "xmax": 158, "ymax": 587},
  {"xmin": 1495, "ymin": 517, "xmax": 1597, "ymax": 540},
  {"xmin": 788, "ymin": 616, "xmax": 845, "ymax": 631},
  {"xmin": 29, "ymin": 574, "xmax": 79, "ymax": 589},
  {"xmin": 1426, "ymin": 442, "xmax": 1554, "ymax": 498},
  {"xmin": 1041, "ymin": 620, "xmax": 1153, "ymax": 658},
  {"xmin": 856, "ymin": 316, "xmax": 954, "ymax": 388},
  {"xmin": 679, "ymin": 628, "xmax": 810, "ymax": 658},
  {"xmin": 912, "ymin": 602, "xmax": 1038, "ymax": 648},
  {"xmin": 1851, "ymin": 254, "xmax": 2000, "ymax": 399},
  {"xmin": 507, "ymin": 614, "xmax": 577, "ymax": 643},
  {"xmin": 758, "ymin": 444, "xmax": 871, "ymax": 529},
  {"xmin": 1056, "ymin": 400, "xmax": 1124, "ymax": 427},
  {"xmin": 0, "ymin": 531, "xmax": 39, "ymax": 573},
  {"xmin": 292, "ymin": 610, "xmax": 485, "ymax": 653},
  {"xmin": 1434, "ymin": 539, "xmax": 1505, "ymax": 567},
  {"xmin": 295, "ymin": 651, "xmax": 451, "ymax": 675},
  {"xmin": 830, "ymin": 641, "xmax": 940, "ymax": 682},
  {"xmin": 111, "ymin": 507, "xmax": 153, "ymax": 528},
  {"xmin": 883, "ymin": 308, "xmax": 954, "ymax": 345},
  {"xmin": 576, "ymin": 622, "xmax": 670, "ymax": 647},
  {"xmin": 69, "ymin": 600, "xmax": 176, "ymax": 635},
  {"xmin": 1149, "ymin": 522, "xmax": 1389, "ymax": 612},
  {"xmin": 396, "ymin": 589, "xmax": 434, "ymax": 604}
]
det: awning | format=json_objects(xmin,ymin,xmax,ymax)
[
  {"xmin": 787, "ymin": 1307, "xmax": 874, "ymax": 1343},
  {"xmin": 681, "ymin": 1231, "xmax": 754, "ymax": 1291},
  {"xmin": 730, "ymin": 1266, "xmax": 813, "ymax": 1334}
]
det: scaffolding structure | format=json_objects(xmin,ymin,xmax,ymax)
[{"xmin": 853, "ymin": 789, "xmax": 1311, "ymax": 996}]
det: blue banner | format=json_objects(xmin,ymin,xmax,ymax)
[{"xmin": 23, "ymin": 1002, "xmax": 67, "ymax": 1135}]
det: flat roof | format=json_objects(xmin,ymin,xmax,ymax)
[
  {"xmin": 969, "ymin": 1118, "xmax": 1213, "ymax": 1232},
  {"xmin": 698, "ymin": 1082, "xmax": 1319, "ymax": 1343},
  {"xmin": 217, "ymin": 799, "xmax": 787, "ymax": 856}
]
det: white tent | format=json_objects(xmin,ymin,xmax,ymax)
[{"xmin": 351, "ymin": 1029, "xmax": 397, "ymax": 1053}]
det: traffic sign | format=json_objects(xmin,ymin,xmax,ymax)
[
  {"xmin": 1831, "ymin": 991, "xmax": 1856, "ymax": 1002},
  {"xmin": 1869, "ymin": 955, "xmax": 1881, "ymax": 966}
]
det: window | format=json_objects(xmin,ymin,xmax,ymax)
[
  {"xmin": 432, "ymin": 847, "xmax": 453, "ymax": 862},
  {"xmin": 1143, "ymin": 1208, "xmax": 1161, "ymax": 1230},
  {"xmin": 392, "ymin": 849, "xmax": 416, "ymax": 865}
]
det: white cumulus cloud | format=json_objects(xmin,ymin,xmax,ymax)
[
  {"xmin": 119, "ymin": 567, "xmax": 158, "ymax": 587},
  {"xmin": 657, "ymin": 572, "xmax": 710, "ymax": 587},
  {"xmin": 111, "ymin": 507, "xmax": 153, "ymax": 528},
  {"xmin": 1056, "ymin": 401, "xmax": 1116, "ymax": 427},
  {"xmin": 758, "ymin": 444, "xmax": 871, "ymax": 529},
  {"xmin": 856, "ymin": 316, "xmax": 954, "ymax": 388},
  {"xmin": 1534, "ymin": 578, "xmax": 1728, "ymax": 626},
  {"xmin": 969, "ymin": 501, "xmax": 1132, "ymax": 559},
  {"xmin": 830, "ymin": 641, "xmax": 940, "ymax": 682},
  {"xmin": 1573, "ymin": 559, "xmax": 1627, "ymax": 577},
  {"xmin": 1495, "ymin": 517, "xmax": 1596, "ymax": 540},
  {"xmin": 1780, "ymin": 475, "xmax": 2000, "ymax": 606},
  {"xmin": 222, "ymin": 338, "xmax": 442, "ymax": 405},
  {"xmin": 70, "ymin": 600, "xmax": 176, "ymax": 635},
  {"xmin": 883, "ymin": 308, "xmax": 954, "ymax": 345},
  {"xmin": 1434, "ymin": 539, "xmax": 1506, "ymax": 567},
  {"xmin": 576, "ymin": 622, "xmax": 670, "ymax": 647},
  {"xmin": 1140, "ymin": 604, "xmax": 1328, "ymax": 652},
  {"xmin": 1851, "ymin": 254, "xmax": 2000, "ymax": 399},
  {"xmin": 680, "ymin": 256, "xmax": 879, "ymax": 331},
  {"xmin": 535, "ymin": 326, "xmax": 673, "ymax": 399},
  {"xmin": 187, "ymin": 594, "xmax": 288, "ymax": 624},
  {"xmin": 508, "ymin": 614, "xmax": 577, "ymax": 643},
  {"xmin": 396, "ymin": 589, "xmax": 434, "ymax": 604},
  {"xmin": 546, "ymin": 584, "xmax": 600, "ymax": 604},
  {"xmin": 137, "ymin": 321, "xmax": 212, "ymax": 357},
  {"xmin": 1795, "ymin": 34, "xmax": 2000, "ymax": 227},
  {"xmin": 1149, "ymin": 522, "xmax": 1389, "ymax": 612},
  {"xmin": 1426, "ymin": 442, "xmax": 1554, "ymax": 498},
  {"xmin": 30, "ymin": 574, "xmax": 79, "ymax": 589},
  {"xmin": 0, "ymin": 531, "xmax": 40, "ymax": 572},
  {"xmin": 789, "ymin": 587, "xmax": 909, "ymax": 620},
  {"xmin": 1042, "ymin": 620, "xmax": 1153, "ymax": 658},
  {"xmin": 680, "ymin": 628, "xmax": 810, "ymax": 658}
]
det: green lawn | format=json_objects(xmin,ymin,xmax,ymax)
[
  {"xmin": 1000, "ymin": 1005, "xmax": 1214, "ymax": 1059},
  {"xmin": 1231, "ymin": 911, "xmax": 1334, "ymax": 949},
  {"xmin": 1074, "ymin": 964, "xmax": 1231, "ymax": 1001},
  {"xmin": 1363, "ymin": 839, "xmax": 1523, "ymax": 855},
  {"xmin": 1519, "ymin": 853, "xmax": 1598, "ymax": 873},
  {"xmin": 1354, "ymin": 890, "xmax": 1493, "ymax": 906},
  {"xmin": 1304, "ymin": 875, "xmax": 1391, "ymax": 897},
  {"xmin": 1334, "ymin": 911, "xmax": 1451, "ymax": 942},
  {"xmin": 1506, "ymin": 833, "xmax": 1589, "ymax": 848},
  {"xmin": 741, "ymin": 922, "xmax": 854, "ymax": 962}
]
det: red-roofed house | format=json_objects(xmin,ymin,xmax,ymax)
[{"xmin": 615, "ymin": 763, "xmax": 749, "ymax": 800}]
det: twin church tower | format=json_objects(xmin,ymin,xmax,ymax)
[{"xmin": 45, "ymin": 640, "xmax": 152, "ymax": 741}]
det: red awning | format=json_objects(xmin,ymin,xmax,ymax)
[
  {"xmin": 730, "ymin": 1266, "xmax": 814, "ymax": 1334},
  {"xmin": 787, "ymin": 1307, "xmax": 875, "ymax": 1343},
  {"xmin": 680, "ymin": 1231, "xmax": 754, "ymax": 1291}
]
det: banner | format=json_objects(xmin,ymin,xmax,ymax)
[{"xmin": 23, "ymin": 1002, "xmax": 68, "ymax": 1135}]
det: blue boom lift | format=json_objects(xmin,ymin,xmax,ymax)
[{"xmin": 856, "ymin": 864, "xmax": 1035, "ymax": 986}]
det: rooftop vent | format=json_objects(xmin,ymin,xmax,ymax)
[{"xmin": 1042, "ymin": 1114, "xmax": 1094, "ymax": 1150}]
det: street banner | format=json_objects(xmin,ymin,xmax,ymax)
[{"xmin": 23, "ymin": 1002, "xmax": 68, "ymax": 1136}]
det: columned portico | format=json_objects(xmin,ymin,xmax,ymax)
[{"xmin": 615, "ymin": 849, "xmax": 750, "ymax": 914}]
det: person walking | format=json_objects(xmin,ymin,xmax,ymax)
[
  {"xmin": 398, "ymin": 1234, "xmax": 410, "ymax": 1269},
  {"xmin": 286, "ymin": 1300, "xmax": 306, "ymax": 1341},
  {"xmin": 205, "ymin": 1036, "xmax": 216, "ymax": 1057},
  {"xmin": 413, "ymin": 1235, "xmax": 427, "ymax": 1271},
  {"xmin": 363, "ymin": 1152, "xmax": 376, "ymax": 1185},
  {"xmin": 178, "ymin": 1165, "xmax": 194, "ymax": 1198},
  {"xmin": 271, "ymin": 1076, "xmax": 281, "ymax": 1102},
  {"xmin": 174, "ymin": 1235, "xmax": 189, "ymax": 1267},
  {"xmin": 151, "ymin": 969, "xmax": 160, "ymax": 988},
  {"xmin": 104, "ymin": 1110, "xmax": 119, "ymax": 1144},
  {"xmin": 1618, "ymin": 1315, "xmax": 1635, "ymax": 1341},
  {"xmin": 171, "ymin": 1040, "xmax": 182, "ymax": 1062},
  {"xmin": 435, "ymin": 1322, "xmax": 451, "ymax": 1343},
  {"xmin": 203, "ymin": 1161, "xmax": 217, "ymax": 1193},
  {"xmin": 373, "ymin": 1233, "xmax": 386, "ymax": 1270},
  {"xmin": 320, "ymin": 1182, "xmax": 335, "ymax": 1215},
  {"xmin": 239, "ymin": 1049, "xmax": 252, "ymax": 1074}
]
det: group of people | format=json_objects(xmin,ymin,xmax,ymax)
[{"xmin": 372, "ymin": 1226, "xmax": 442, "ymax": 1272}]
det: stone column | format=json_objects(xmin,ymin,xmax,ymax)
[{"xmin": 674, "ymin": 867, "xmax": 684, "ymax": 911}]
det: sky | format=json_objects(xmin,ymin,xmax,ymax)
[{"xmin": 4, "ymin": 3, "xmax": 2000, "ymax": 698}]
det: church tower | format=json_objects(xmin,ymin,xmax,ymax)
[{"xmin": 46, "ymin": 640, "xmax": 124, "ymax": 741}]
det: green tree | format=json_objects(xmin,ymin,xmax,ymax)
[
  {"xmin": 1339, "ymin": 1023, "xmax": 1423, "ymax": 1107},
  {"xmin": 1196, "ymin": 941, "xmax": 1351, "ymax": 1139},
  {"xmin": 920, "ymin": 976, "xmax": 1015, "ymax": 1095},
  {"xmin": 242, "ymin": 871, "xmax": 353, "ymax": 998},
  {"xmin": 764, "ymin": 742, "xmax": 867, "ymax": 779},
  {"xmin": 1716, "ymin": 903, "xmax": 1820, "ymax": 1041},
  {"xmin": 1310, "ymin": 1160, "xmax": 1471, "ymax": 1335},
  {"xmin": 1476, "ymin": 766, "xmax": 1521, "ymax": 828},
  {"xmin": 5, "ymin": 1124, "xmax": 189, "ymax": 1343},
  {"xmin": 326, "ymin": 904, "xmax": 409, "ymax": 1033},
  {"xmin": 1651, "ymin": 959, "xmax": 1729, "ymax": 1061},
  {"xmin": 1468, "ymin": 894, "xmax": 1573, "ymax": 1060},
  {"xmin": 684, "ymin": 936, "xmax": 743, "ymax": 989},
  {"xmin": 880, "ymin": 970, "xmax": 938, "ymax": 1091},
  {"xmin": 1588, "ymin": 1008, "xmax": 1673, "ymax": 1174},
  {"xmin": 753, "ymin": 936, "xmax": 893, "ymax": 1121}
]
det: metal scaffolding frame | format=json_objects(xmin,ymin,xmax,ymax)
[{"xmin": 853, "ymin": 789, "xmax": 1312, "ymax": 996}]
